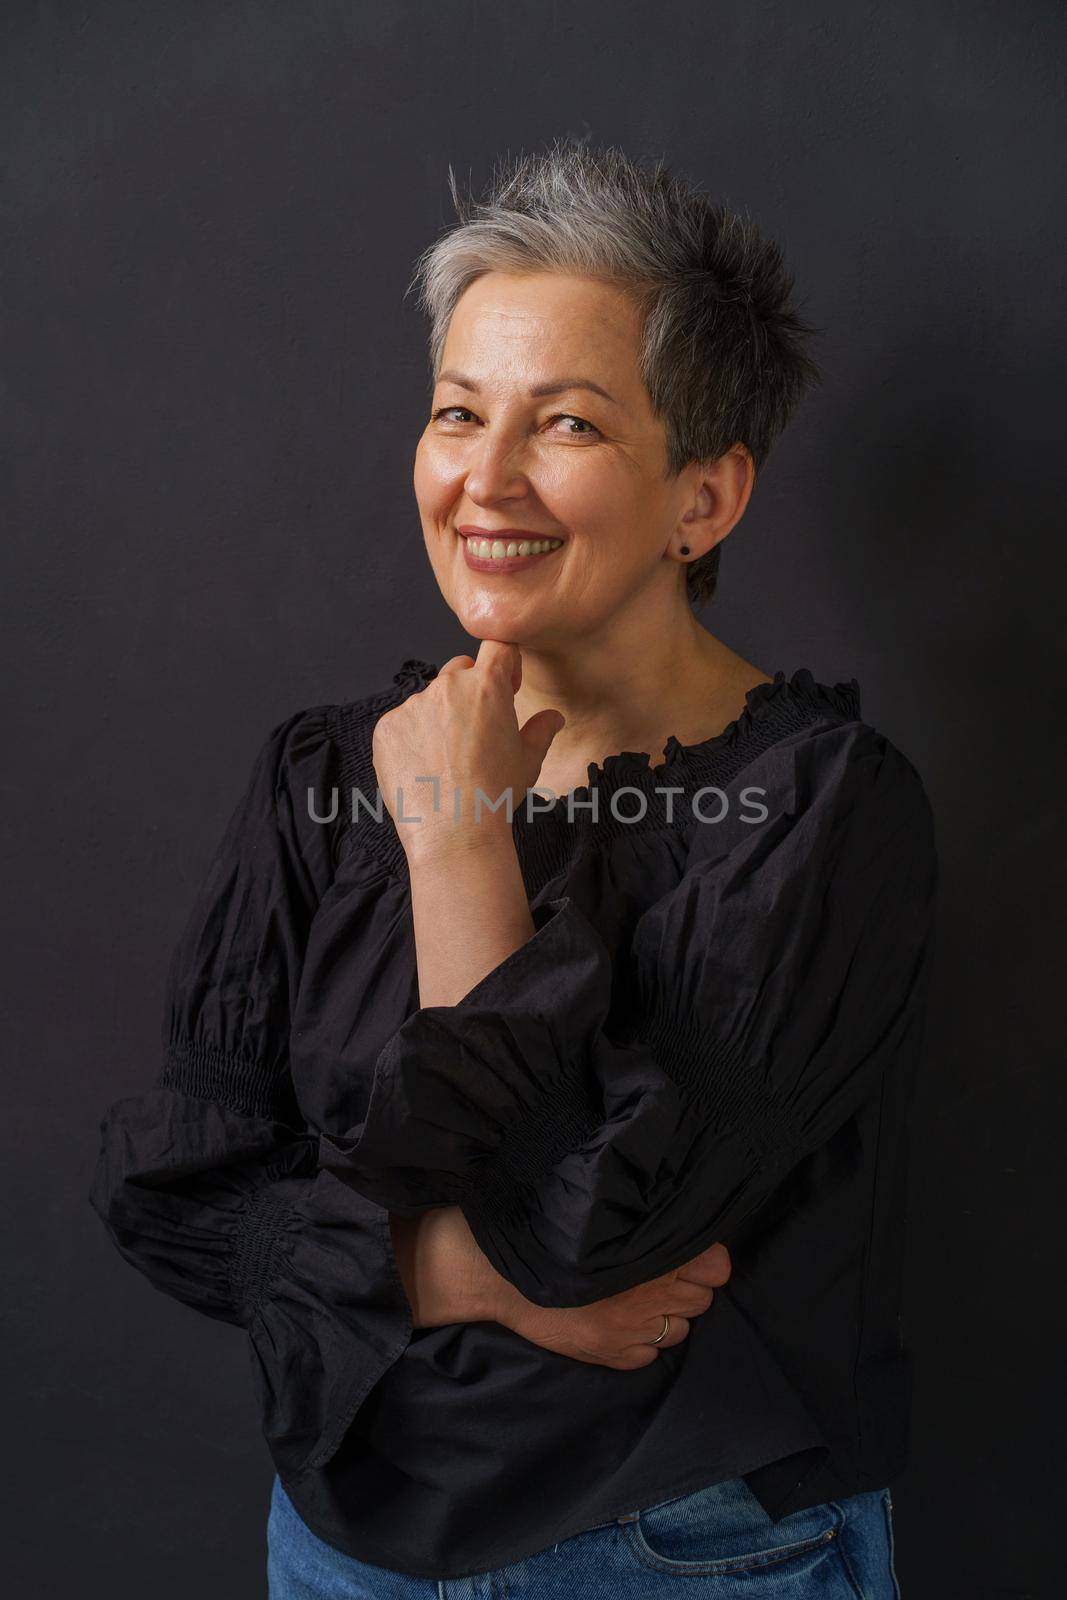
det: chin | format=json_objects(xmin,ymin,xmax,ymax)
[
  {"xmin": 459, "ymin": 619, "xmax": 540, "ymax": 647},
  {"xmin": 450, "ymin": 599, "xmax": 549, "ymax": 644}
]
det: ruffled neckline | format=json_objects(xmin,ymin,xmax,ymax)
[
  {"xmin": 364, "ymin": 659, "xmax": 857, "ymax": 889},
  {"xmin": 388, "ymin": 656, "xmax": 860, "ymax": 801},
  {"xmin": 581, "ymin": 666, "xmax": 860, "ymax": 803}
]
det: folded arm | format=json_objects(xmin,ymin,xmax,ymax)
[{"xmin": 320, "ymin": 719, "xmax": 939, "ymax": 1310}]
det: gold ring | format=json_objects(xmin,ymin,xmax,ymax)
[{"xmin": 649, "ymin": 1313, "xmax": 671, "ymax": 1345}]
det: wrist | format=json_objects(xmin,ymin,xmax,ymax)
[
  {"xmin": 488, "ymin": 1273, "xmax": 537, "ymax": 1336},
  {"xmin": 392, "ymin": 1206, "xmax": 510, "ymax": 1328},
  {"xmin": 441, "ymin": 1209, "xmax": 533, "ymax": 1329},
  {"xmin": 402, "ymin": 812, "xmax": 516, "ymax": 873}
]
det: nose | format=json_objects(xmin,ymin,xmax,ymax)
[{"xmin": 462, "ymin": 432, "xmax": 532, "ymax": 506}]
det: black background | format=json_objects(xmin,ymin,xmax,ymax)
[{"xmin": 4, "ymin": 2, "xmax": 1065, "ymax": 1594}]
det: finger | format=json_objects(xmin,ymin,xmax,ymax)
[
  {"xmin": 438, "ymin": 654, "xmax": 476, "ymax": 675},
  {"xmin": 518, "ymin": 709, "xmax": 566, "ymax": 783},
  {"xmin": 607, "ymin": 1319, "xmax": 691, "ymax": 1371},
  {"xmin": 611, "ymin": 1346, "xmax": 660, "ymax": 1370},
  {"xmin": 676, "ymin": 1242, "xmax": 733, "ymax": 1288},
  {"xmin": 631, "ymin": 1313, "xmax": 690, "ymax": 1353},
  {"xmin": 657, "ymin": 1313, "xmax": 691, "ymax": 1347},
  {"xmin": 475, "ymin": 639, "xmax": 520, "ymax": 687},
  {"xmin": 665, "ymin": 1285, "xmax": 716, "ymax": 1318}
]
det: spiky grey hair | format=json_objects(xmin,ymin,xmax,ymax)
[{"xmin": 407, "ymin": 138, "xmax": 821, "ymax": 608}]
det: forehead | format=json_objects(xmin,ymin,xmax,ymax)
[{"xmin": 440, "ymin": 271, "xmax": 644, "ymax": 393}]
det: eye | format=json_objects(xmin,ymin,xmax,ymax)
[
  {"xmin": 549, "ymin": 413, "xmax": 600, "ymax": 438},
  {"xmin": 427, "ymin": 406, "xmax": 601, "ymax": 440},
  {"xmin": 430, "ymin": 405, "xmax": 476, "ymax": 424}
]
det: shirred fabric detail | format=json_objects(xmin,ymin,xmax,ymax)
[
  {"xmin": 89, "ymin": 708, "xmax": 414, "ymax": 1481},
  {"xmin": 317, "ymin": 718, "xmax": 937, "ymax": 1309},
  {"xmin": 90, "ymin": 658, "xmax": 939, "ymax": 1578}
]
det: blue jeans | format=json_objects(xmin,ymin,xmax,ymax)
[{"xmin": 267, "ymin": 1472, "xmax": 903, "ymax": 1597}]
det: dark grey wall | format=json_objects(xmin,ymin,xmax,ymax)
[{"xmin": 4, "ymin": 2, "xmax": 1064, "ymax": 1594}]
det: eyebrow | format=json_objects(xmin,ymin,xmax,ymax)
[{"xmin": 436, "ymin": 369, "xmax": 619, "ymax": 406}]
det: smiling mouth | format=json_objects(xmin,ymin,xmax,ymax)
[{"xmin": 460, "ymin": 532, "xmax": 564, "ymax": 560}]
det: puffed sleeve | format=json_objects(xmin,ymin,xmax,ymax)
[
  {"xmin": 89, "ymin": 707, "xmax": 413, "ymax": 1480},
  {"xmin": 318, "ymin": 718, "xmax": 938, "ymax": 1309}
]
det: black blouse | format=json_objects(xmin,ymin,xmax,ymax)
[{"xmin": 89, "ymin": 657, "xmax": 939, "ymax": 1581}]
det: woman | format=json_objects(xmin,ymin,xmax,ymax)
[{"xmin": 91, "ymin": 141, "xmax": 935, "ymax": 1596}]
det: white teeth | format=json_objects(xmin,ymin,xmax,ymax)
[{"xmin": 463, "ymin": 535, "xmax": 563, "ymax": 560}]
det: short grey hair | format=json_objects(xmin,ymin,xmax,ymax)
[{"xmin": 407, "ymin": 138, "xmax": 821, "ymax": 608}]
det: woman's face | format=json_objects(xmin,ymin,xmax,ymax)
[{"xmin": 413, "ymin": 271, "xmax": 703, "ymax": 648}]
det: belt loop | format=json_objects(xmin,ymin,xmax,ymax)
[{"xmin": 616, "ymin": 1509, "xmax": 640, "ymax": 1525}]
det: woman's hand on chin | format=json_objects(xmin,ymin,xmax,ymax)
[{"xmin": 371, "ymin": 639, "xmax": 565, "ymax": 866}]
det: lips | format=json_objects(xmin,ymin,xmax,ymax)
[
  {"xmin": 456, "ymin": 526, "xmax": 564, "ymax": 542},
  {"xmin": 458, "ymin": 529, "xmax": 564, "ymax": 570}
]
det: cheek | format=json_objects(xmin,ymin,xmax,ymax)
[
  {"xmin": 552, "ymin": 453, "xmax": 647, "ymax": 536},
  {"xmin": 565, "ymin": 482, "xmax": 652, "ymax": 568},
  {"xmin": 413, "ymin": 441, "xmax": 456, "ymax": 509}
]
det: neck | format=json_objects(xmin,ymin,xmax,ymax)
[{"xmin": 513, "ymin": 611, "xmax": 765, "ymax": 780}]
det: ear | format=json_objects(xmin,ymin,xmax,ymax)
[{"xmin": 675, "ymin": 444, "xmax": 755, "ymax": 557}]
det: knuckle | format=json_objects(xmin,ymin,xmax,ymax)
[{"xmin": 579, "ymin": 1321, "xmax": 607, "ymax": 1355}]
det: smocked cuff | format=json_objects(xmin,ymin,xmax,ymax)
[{"xmin": 318, "ymin": 896, "xmax": 614, "ymax": 1210}]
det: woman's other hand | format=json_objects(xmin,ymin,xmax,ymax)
[
  {"xmin": 495, "ymin": 1241, "xmax": 733, "ymax": 1368},
  {"xmin": 390, "ymin": 1205, "xmax": 732, "ymax": 1368}
]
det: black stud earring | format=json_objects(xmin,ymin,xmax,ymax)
[{"xmin": 680, "ymin": 545, "xmax": 690, "ymax": 556}]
